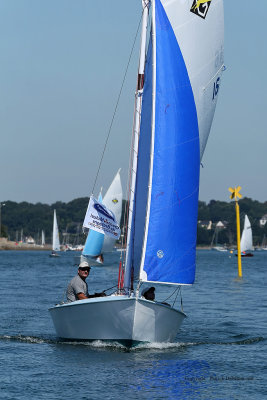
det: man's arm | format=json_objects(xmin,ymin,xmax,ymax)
[
  {"xmin": 77, "ymin": 292, "xmax": 106, "ymax": 300},
  {"xmin": 77, "ymin": 292, "xmax": 88, "ymax": 300}
]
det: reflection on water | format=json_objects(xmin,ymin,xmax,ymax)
[{"xmin": 130, "ymin": 359, "xmax": 214, "ymax": 399}]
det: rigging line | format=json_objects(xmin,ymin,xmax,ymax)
[
  {"xmin": 172, "ymin": 287, "xmax": 181, "ymax": 308},
  {"xmin": 102, "ymin": 284, "xmax": 118, "ymax": 293},
  {"xmin": 162, "ymin": 286, "xmax": 180, "ymax": 303},
  {"xmin": 91, "ymin": 10, "xmax": 144, "ymax": 195}
]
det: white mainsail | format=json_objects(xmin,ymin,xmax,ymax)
[
  {"xmin": 52, "ymin": 210, "xmax": 60, "ymax": 252},
  {"xmin": 101, "ymin": 169, "xmax": 123, "ymax": 253},
  {"xmin": 240, "ymin": 215, "xmax": 253, "ymax": 253}
]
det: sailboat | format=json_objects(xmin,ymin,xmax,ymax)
[
  {"xmin": 260, "ymin": 235, "xmax": 267, "ymax": 251},
  {"xmin": 240, "ymin": 215, "xmax": 254, "ymax": 257},
  {"xmin": 49, "ymin": 0, "xmax": 224, "ymax": 344},
  {"xmin": 211, "ymin": 221, "xmax": 227, "ymax": 251},
  {"xmin": 101, "ymin": 169, "xmax": 123, "ymax": 254},
  {"xmin": 82, "ymin": 169, "xmax": 123, "ymax": 263},
  {"xmin": 50, "ymin": 210, "xmax": 60, "ymax": 257},
  {"xmin": 41, "ymin": 230, "xmax": 45, "ymax": 247}
]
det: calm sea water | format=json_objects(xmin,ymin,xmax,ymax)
[{"xmin": 0, "ymin": 250, "xmax": 266, "ymax": 399}]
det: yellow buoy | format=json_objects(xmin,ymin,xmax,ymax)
[{"xmin": 228, "ymin": 186, "xmax": 242, "ymax": 278}]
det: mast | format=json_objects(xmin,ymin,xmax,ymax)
[{"xmin": 124, "ymin": 0, "xmax": 151, "ymax": 291}]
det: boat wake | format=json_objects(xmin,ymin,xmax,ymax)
[
  {"xmin": 131, "ymin": 336, "xmax": 265, "ymax": 350},
  {"xmin": 133, "ymin": 341, "xmax": 196, "ymax": 350},
  {"xmin": 0, "ymin": 334, "xmax": 188, "ymax": 350},
  {"xmin": 0, "ymin": 334, "xmax": 264, "ymax": 350},
  {"xmin": 224, "ymin": 337, "xmax": 265, "ymax": 345},
  {"xmin": 0, "ymin": 334, "xmax": 56, "ymax": 345}
]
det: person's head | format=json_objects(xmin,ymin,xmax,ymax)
[
  {"xmin": 78, "ymin": 261, "xmax": 91, "ymax": 280},
  {"xmin": 142, "ymin": 286, "xmax": 155, "ymax": 301}
]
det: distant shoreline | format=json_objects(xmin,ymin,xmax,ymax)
[
  {"xmin": 0, "ymin": 239, "xmax": 213, "ymax": 251},
  {"xmin": 0, "ymin": 238, "xmax": 51, "ymax": 251},
  {"xmin": 3, "ymin": 239, "xmax": 257, "ymax": 252}
]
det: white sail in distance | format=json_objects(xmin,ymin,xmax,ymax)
[
  {"xmin": 240, "ymin": 215, "xmax": 253, "ymax": 253},
  {"xmin": 52, "ymin": 210, "xmax": 60, "ymax": 251},
  {"xmin": 41, "ymin": 230, "xmax": 45, "ymax": 246}
]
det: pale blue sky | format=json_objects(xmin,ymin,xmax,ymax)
[{"xmin": 0, "ymin": 0, "xmax": 266, "ymax": 204}]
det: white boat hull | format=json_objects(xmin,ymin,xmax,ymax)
[
  {"xmin": 49, "ymin": 295, "xmax": 186, "ymax": 344},
  {"xmin": 212, "ymin": 246, "xmax": 228, "ymax": 252}
]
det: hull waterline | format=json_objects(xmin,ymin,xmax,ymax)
[{"xmin": 235, "ymin": 253, "xmax": 254, "ymax": 257}]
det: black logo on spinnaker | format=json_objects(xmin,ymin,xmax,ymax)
[{"xmin": 190, "ymin": 0, "xmax": 212, "ymax": 19}]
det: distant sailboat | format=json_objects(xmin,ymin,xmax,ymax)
[
  {"xmin": 50, "ymin": 210, "xmax": 60, "ymax": 257},
  {"xmin": 240, "ymin": 215, "xmax": 254, "ymax": 257},
  {"xmin": 211, "ymin": 221, "xmax": 227, "ymax": 252},
  {"xmin": 261, "ymin": 235, "xmax": 267, "ymax": 251},
  {"xmin": 82, "ymin": 170, "xmax": 123, "ymax": 263},
  {"xmin": 41, "ymin": 230, "xmax": 45, "ymax": 247}
]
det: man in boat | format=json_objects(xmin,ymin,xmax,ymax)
[
  {"xmin": 141, "ymin": 286, "xmax": 170, "ymax": 306},
  {"xmin": 66, "ymin": 261, "xmax": 106, "ymax": 302},
  {"xmin": 141, "ymin": 287, "xmax": 155, "ymax": 301}
]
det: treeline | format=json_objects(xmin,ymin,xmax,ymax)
[
  {"xmin": 1, "ymin": 198, "xmax": 129, "ymax": 245},
  {"xmin": 197, "ymin": 198, "xmax": 267, "ymax": 246},
  {"xmin": 0, "ymin": 198, "xmax": 90, "ymax": 244},
  {"xmin": 1, "ymin": 197, "xmax": 267, "ymax": 246}
]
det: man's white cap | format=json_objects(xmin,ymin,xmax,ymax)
[{"xmin": 79, "ymin": 261, "xmax": 90, "ymax": 269}]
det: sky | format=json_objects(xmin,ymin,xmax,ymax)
[{"xmin": 0, "ymin": 0, "xmax": 266, "ymax": 205}]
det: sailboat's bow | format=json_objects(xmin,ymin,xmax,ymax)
[{"xmin": 49, "ymin": 295, "xmax": 185, "ymax": 344}]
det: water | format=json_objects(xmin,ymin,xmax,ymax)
[{"xmin": 0, "ymin": 250, "xmax": 266, "ymax": 399}]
